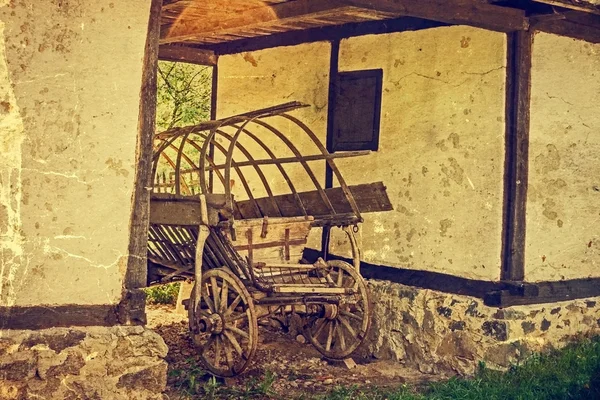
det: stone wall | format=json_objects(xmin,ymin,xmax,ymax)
[
  {"xmin": 0, "ymin": 0, "xmax": 151, "ymax": 306},
  {"xmin": 0, "ymin": 326, "xmax": 167, "ymax": 400},
  {"xmin": 366, "ymin": 279, "xmax": 600, "ymax": 375}
]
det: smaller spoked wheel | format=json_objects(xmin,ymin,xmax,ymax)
[
  {"xmin": 188, "ymin": 268, "xmax": 258, "ymax": 377},
  {"xmin": 305, "ymin": 260, "xmax": 371, "ymax": 360}
]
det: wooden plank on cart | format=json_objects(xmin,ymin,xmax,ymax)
[
  {"xmin": 225, "ymin": 216, "xmax": 314, "ymax": 264},
  {"xmin": 149, "ymin": 193, "xmax": 228, "ymax": 225},
  {"xmin": 234, "ymin": 182, "xmax": 392, "ymax": 220}
]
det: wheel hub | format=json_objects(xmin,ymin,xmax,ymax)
[
  {"xmin": 198, "ymin": 313, "xmax": 224, "ymax": 334},
  {"xmin": 323, "ymin": 303, "xmax": 339, "ymax": 320}
]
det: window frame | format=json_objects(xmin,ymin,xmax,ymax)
[{"xmin": 330, "ymin": 68, "xmax": 383, "ymax": 153}]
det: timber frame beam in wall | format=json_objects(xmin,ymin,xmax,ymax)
[
  {"xmin": 501, "ymin": 31, "xmax": 533, "ymax": 283},
  {"xmin": 158, "ymin": 45, "xmax": 218, "ymax": 66}
]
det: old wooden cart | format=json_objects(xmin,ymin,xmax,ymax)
[{"xmin": 147, "ymin": 102, "xmax": 392, "ymax": 376}]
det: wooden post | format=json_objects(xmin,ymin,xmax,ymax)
[
  {"xmin": 321, "ymin": 40, "xmax": 340, "ymax": 261},
  {"xmin": 501, "ymin": 31, "xmax": 533, "ymax": 282},
  {"xmin": 119, "ymin": 0, "xmax": 162, "ymax": 325}
]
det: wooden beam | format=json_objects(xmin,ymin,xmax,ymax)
[
  {"xmin": 209, "ymin": 16, "xmax": 447, "ymax": 55},
  {"xmin": 485, "ymin": 278, "xmax": 600, "ymax": 307},
  {"xmin": 303, "ymin": 248, "xmax": 600, "ymax": 307},
  {"xmin": 345, "ymin": 0, "xmax": 529, "ymax": 32},
  {"xmin": 533, "ymin": 0, "xmax": 600, "ymax": 16},
  {"xmin": 160, "ymin": 0, "xmax": 351, "ymax": 44},
  {"xmin": 533, "ymin": 11, "xmax": 600, "ymax": 42},
  {"xmin": 121, "ymin": 0, "xmax": 163, "ymax": 325},
  {"xmin": 0, "ymin": 305, "xmax": 120, "ymax": 330},
  {"xmin": 159, "ymin": 45, "xmax": 218, "ymax": 65},
  {"xmin": 501, "ymin": 31, "xmax": 533, "ymax": 282}
]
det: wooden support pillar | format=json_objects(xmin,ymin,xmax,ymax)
[
  {"xmin": 321, "ymin": 40, "xmax": 340, "ymax": 260},
  {"xmin": 119, "ymin": 0, "xmax": 163, "ymax": 325},
  {"xmin": 501, "ymin": 31, "xmax": 533, "ymax": 282}
]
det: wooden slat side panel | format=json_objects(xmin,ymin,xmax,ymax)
[{"xmin": 234, "ymin": 182, "xmax": 393, "ymax": 219}]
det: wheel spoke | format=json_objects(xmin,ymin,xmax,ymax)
[
  {"xmin": 311, "ymin": 318, "xmax": 328, "ymax": 341},
  {"xmin": 336, "ymin": 269, "xmax": 344, "ymax": 287},
  {"xmin": 214, "ymin": 335, "xmax": 222, "ymax": 367},
  {"xmin": 338, "ymin": 316, "xmax": 357, "ymax": 339},
  {"xmin": 337, "ymin": 319, "xmax": 347, "ymax": 351},
  {"xmin": 202, "ymin": 288, "xmax": 216, "ymax": 313},
  {"xmin": 202, "ymin": 334, "xmax": 216, "ymax": 355},
  {"xmin": 220, "ymin": 280, "xmax": 229, "ymax": 313},
  {"xmin": 226, "ymin": 294, "xmax": 242, "ymax": 316},
  {"xmin": 211, "ymin": 276, "xmax": 220, "ymax": 311},
  {"xmin": 223, "ymin": 330, "xmax": 245, "ymax": 358},
  {"xmin": 230, "ymin": 309, "xmax": 250, "ymax": 322},
  {"xmin": 224, "ymin": 341, "xmax": 234, "ymax": 369},
  {"xmin": 339, "ymin": 309, "xmax": 363, "ymax": 321},
  {"xmin": 325, "ymin": 320, "xmax": 334, "ymax": 351},
  {"xmin": 225, "ymin": 325, "xmax": 249, "ymax": 339}
]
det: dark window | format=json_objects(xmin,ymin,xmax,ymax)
[{"xmin": 331, "ymin": 69, "xmax": 383, "ymax": 152}]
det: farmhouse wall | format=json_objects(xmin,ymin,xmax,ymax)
[
  {"xmin": 216, "ymin": 26, "xmax": 507, "ymax": 280},
  {"xmin": 333, "ymin": 26, "xmax": 507, "ymax": 281},
  {"xmin": 0, "ymin": 0, "xmax": 150, "ymax": 306},
  {"xmin": 526, "ymin": 32, "xmax": 600, "ymax": 282}
]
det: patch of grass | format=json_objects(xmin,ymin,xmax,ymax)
[
  {"xmin": 169, "ymin": 358, "xmax": 277, "ymax": 399},
  {"xmin": 144, "ymin": 282, "xmax": 180, "ymax": 305},
  {"xmin": 319, "ymin": 336, "xmax": 600, "ymax": 400}
]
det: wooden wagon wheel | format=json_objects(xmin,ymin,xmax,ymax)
[
  {"xmin": 188, "ymin": 268, "xmax": 258, "ymax": 377},
  {"xmin": 305, "ymin": 260, "xmax": 371, "ymax": 360}
]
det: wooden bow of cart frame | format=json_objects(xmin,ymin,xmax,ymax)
[{"xmin": 147, "ymin": 102, "xmax": 393, "ymax": 377}]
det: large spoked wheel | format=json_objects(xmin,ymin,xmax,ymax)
[
  {"xmin": 305, "ymin": 260, "xmax": 371, "ymax": 360},
  {"xmin": 188, "ymin": 268, "xmax": 258, "ymax": 377}
]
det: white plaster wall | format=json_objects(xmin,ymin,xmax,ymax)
[
  {"xmin": 526, "ymin": 32, "xmax": 600, "ymax": 281},
  {"xmin": 332, "ymin": 26, "xmax": 507, "ymax": 281},
  {"xmin": 0, "ymin": 1, "xmax": 151, "ymax": 305}
]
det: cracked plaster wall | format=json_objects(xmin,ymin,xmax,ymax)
[
  {"xmin": 0, "ymin": 1, "xmax": 151, "ymax": 306},
  {"xmin": 217, "ymin": 41, "xmax": 330, "ymax": 249},
  {"xmin": 332, "ymin": 26, "xmax": 506, "ymax": 280},
  {"xmin": 526, "ymin": 32, "xmax": 600, "ymax": 281}
]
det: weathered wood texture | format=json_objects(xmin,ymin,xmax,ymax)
[
  {"xmin": 533, "ymin": 11, "xmax": 600, "ymax": 43},
  {"xmin": 121, "ymin": 0, "xmax": 162, "ymax": 324},
  {"xmin": 159, "ymin": 44, "xmax": 218, "ymax": 65},
  {"xmin": 0, "ymin": 305, "xmax": 120, "ymax": 330},
  {"xmin": 234, "ymin": 182, "xmax": 392, "ymax": 220},
  {"xmin": 533, "ymin": 0, "xmax": 600, "ymax": 15},
  {"xmin": 159, "ymin": 0, "xmax": 529, "ymax": 49},
  {"xmin": 161, "ymin": 0, "xmax": 398, "ymax": 45},
  {"xmin": 226, "ymin": 217, "xmax": 313, "ymax": 264},
  {"xmin": 501, "ymin": 31, "xmax": 532, "ymax": 282},
  {"xmin": 346, "ymin": 0, "xmax": 528, "ymax": 32},
  {"xmin": 209, "ymin": 17, "xmax": 447, "ymax": 55}
]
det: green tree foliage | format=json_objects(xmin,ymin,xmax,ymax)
[{"xmin": 156, "ymin": 61, "xmax": 212, "ymax": 131}]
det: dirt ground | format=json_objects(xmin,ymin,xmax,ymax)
[{"xmin": 147, "ymin": 304, "xmax": 448, "ymax": 398}]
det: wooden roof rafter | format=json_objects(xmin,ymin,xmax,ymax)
[{"xmin": 159, "ymin": 0, "xmax": 600, "ymax": 53}]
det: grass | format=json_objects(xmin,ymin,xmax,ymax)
[
  {"xmin": 169, "ymin": 358, "xmax": 277, "ymax": 399},
  {"xmin": 144, "ymin": 282, "xmax": 181, "ymax": 305},
  {"xmin": 320, "ymin": 335, "xmax": 600, "ymax": 400},
  {"xmin": 168, "ymin": 336, "xmax": 600, "ymax": 400}
]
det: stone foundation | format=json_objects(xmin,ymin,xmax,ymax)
[
  {"xmin": 366, "ymin": 279, "xmax": 600, "ymax": 375},
  {"xmin": 0, "ymin": 326, "xmax": 167, "ymax": 400}
]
